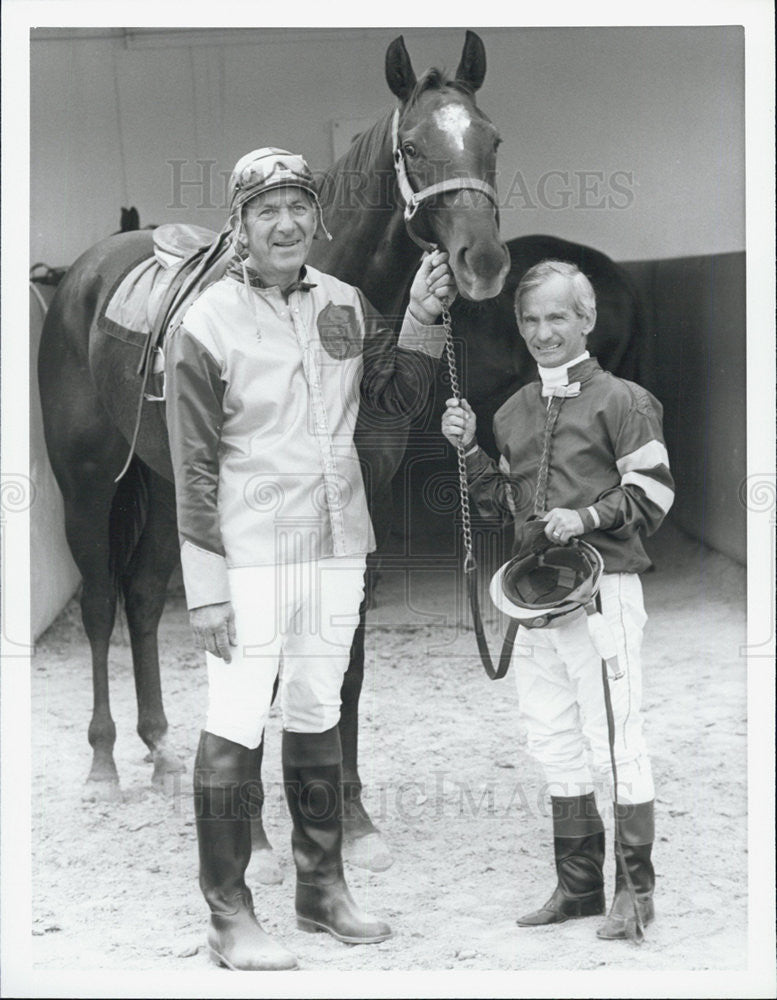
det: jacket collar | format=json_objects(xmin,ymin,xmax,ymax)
[
  {"xmin": 226, "ymin": 260, "xmax": 317, "ymax": 297},
  {"xmin": 566, "ymin": 356, "xmax": 601, "ymax": 384}
]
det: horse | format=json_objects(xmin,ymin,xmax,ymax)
[{"xmin": 37, "ymin": 31, "xmax": 518, "ymax": 875}]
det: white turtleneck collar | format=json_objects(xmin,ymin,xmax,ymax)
[{"xmin": 538, "ymin": 350, "xmax": 590, "ymax": 389}]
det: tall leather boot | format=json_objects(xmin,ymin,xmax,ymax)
[
  {"xmin": 282, "ymin": 727, "xmax": 392, "ymax": 944},
  {"xmin": 517, "ymin": 792, "xmax": 606, "ymax": 926},
  {"xmin": 597, "ymin": 799, "xmax": 655, "ymax": 939},
  {"xmin": 194, "ymin": 731, "xmax": 297, "ymax": 970}
]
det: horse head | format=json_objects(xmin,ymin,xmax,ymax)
[{"xmin": 386, "ymin": 31, "xmax": 510, "ymax": 301}]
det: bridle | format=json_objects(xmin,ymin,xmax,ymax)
[{"xmin": 391, "ymin": 107, "xmax": 499, "ymax": 253}]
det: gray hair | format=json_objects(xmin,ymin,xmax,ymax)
[{"xmin": 514, "ymin": 260, "xmax": 597, "ymax": 320}]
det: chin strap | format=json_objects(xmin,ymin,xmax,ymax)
[{"xmin": 391, "ymin": 108, "xmax": 500, "ymax": 253}]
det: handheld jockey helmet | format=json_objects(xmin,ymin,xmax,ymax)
[
  {"xmin": 489, "ymin": 520, "xmax": 623, "ymax": 679},
  {"xmin": 490, "ymin": 534, "xmax": 604, "ymax": 628}
]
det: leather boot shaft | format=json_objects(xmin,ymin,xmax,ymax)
[
  {"xmin": 517, "ymin": 793, "xmax": 606, "ymax": 926},
  {"xmin": 194, "ymin": 731, "xmax": 297, "ymax": 970},
  {"xmin": 282, "ymin": 728, "xmax": 391, "ymax": 944},
  {"xmin": 598, "ymin": 799, "xmax": 656, "ymax": 940}
]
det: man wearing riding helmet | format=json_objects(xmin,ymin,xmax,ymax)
[
  {"xmin": 442, "ymin": 259, "xmax": 674, "ymax": 941},
  {"xmin": 166, "ymin": 147, "xmax": 455, "ymax": 970}
]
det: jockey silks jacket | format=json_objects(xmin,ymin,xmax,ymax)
[
  {"xmin": 165, "ymin": 265, "xmax": 445, "ymax": 609},
  {"xmin": 464, "ymin": 356, "xmax": 675, "ymax": 574}
]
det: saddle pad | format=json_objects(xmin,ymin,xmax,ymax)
[
  {"xmin": 98, "ymin": 255, "xmax": 179, "ymax": 349},
  {"xmin": 153, "ymin": 223, "xmax": 218, "ymax": 268}
]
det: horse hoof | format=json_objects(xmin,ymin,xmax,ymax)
[
  {"xmin": 151, "ymin": 750, "xmax": 186, "ymax": 793},
  {"xmin": 82, "ymin": 777, "xmax": 122, "ymax": 803},
  {"xmin": 251, "ymin": 847, "xmax": 284, "ymax": 885},
  {"xmin": 342, "ymin": 832, "xmax": 393, "ymax": 872}
]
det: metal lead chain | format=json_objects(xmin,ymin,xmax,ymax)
[{"xmin": 441, "ymin": 300, "xmax": 476, "ymax": 574}]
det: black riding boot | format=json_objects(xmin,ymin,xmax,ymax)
[
  {"xmin": 517, "ymin": 792, "xmax": 606, "ymax": 926},
  {"xmin": 194, "ymin": 731, "xmax": 297, "ymax": 970},
  {"xmin": 282, "ymin": 727, "xmax": 392, "ymax": 944},
  {"xmin": 597, "ymin": 799, "xmax": 655, "ymax": 939}
]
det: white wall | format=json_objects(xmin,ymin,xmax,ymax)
[
  {"xmin": 30, "ymin": 285, "xmax": 81, "ymax": 639},
  {"xmin": 30, "ymin": 25, "xmax": 744, "ymax": 267}
]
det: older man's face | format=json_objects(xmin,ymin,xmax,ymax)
[
  {"xmin": 516, "ymin": 274, "xmax": 595, "ymax": 368},
  {"xmin": 243, "ymin": 187, "xmax": 316, "ymax": 288}
]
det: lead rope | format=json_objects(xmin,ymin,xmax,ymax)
[{"xmin": 441, "ymin": 300, "xmax": 517, "ymax": 680}]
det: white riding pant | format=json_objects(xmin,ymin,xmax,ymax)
[
  {"xmin": 512, "ymin": 572, "xmax": 655, "ymax": 805},
  {"xmin": 204, "ymin": 556, "xmax": 366, "ymax": 749}
]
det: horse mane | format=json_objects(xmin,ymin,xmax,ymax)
[
  {"xmin": 319, "ymin": 66, "xmax": 476, "ymax": 214},
  {"xmin": 405, "ymin": 66, "xmax": 476, "ymax": 108},
  {"xmin": 318, "ymin": 109, "xmax": 394, "ymax": 215}
]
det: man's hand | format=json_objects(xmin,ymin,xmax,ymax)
[
  {"xmin": 442, "ymin": 397, "xmax": 477, "ymax": 450},
  {"xmin": 189, "ymin": 601, "xmax": 237, "ymax": 662},
  {"xmin": 543, "ymin": 508, "xmax": 585, "ymax": 544},
  {"xmin": 408, "ymin": 250, "xmax": 457, "ymax": 323}
]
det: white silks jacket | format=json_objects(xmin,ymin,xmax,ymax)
[{"xmin": 165, "ymin": 266, "xmax": 445, "ymax": 610}]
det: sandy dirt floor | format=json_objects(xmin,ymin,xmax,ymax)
[{"xmin": 29, "ymin": 520, "xmax": 749, "ymax": 979}]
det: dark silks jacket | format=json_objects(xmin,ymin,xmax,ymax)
[{"xmin": 465, "ymin": 357, "xmax": 675, "ymax": 574}]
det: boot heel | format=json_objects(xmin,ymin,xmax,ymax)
[{"xmin": 296, "ymin": 915, "xmax": 325, "ymax": 934}]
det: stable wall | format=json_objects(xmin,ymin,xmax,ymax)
[
  {"xmin": 621, "ymin": 252, "xmax": 747, "ymax": 565},
  {"xmin": 30, "ymin": 26, "xmax": 744, "ymax": 268}
]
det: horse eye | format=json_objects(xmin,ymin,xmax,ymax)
[{"xmin": 403, "ymin": 142, "xmax": 417, "ymax": 158}]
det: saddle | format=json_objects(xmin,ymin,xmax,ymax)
[
  {"xmin": 137, "ymin": 223, "xmax": 231, "ymax": 387},
  {"xmin": 113, "ymin": 222, "xmax": 234, "ymax": 482}
]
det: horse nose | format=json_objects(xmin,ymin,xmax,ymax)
[{"xmin": 455, "ymin": 238, "xmax": 510, "ymax": 288}]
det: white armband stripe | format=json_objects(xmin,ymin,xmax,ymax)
[
  {"xmin": 616, "ymin": 439, "xmax": 669, "ymax": 474},
  {"xmin": 586, "ymin": 505, "xmax": 601, "ymax": 528},
  {"xmin": 621, "ymin": 471, "xmax": 675, "ymax": 513}
]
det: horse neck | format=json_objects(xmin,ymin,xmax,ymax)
[{"xmin": 311, "ymin": 109, "xmax": 420, "ymax": 318}]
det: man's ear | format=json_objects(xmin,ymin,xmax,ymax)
[{"xmin": 583, "ymin": 308, "xmax": 597, "ymax": 335}]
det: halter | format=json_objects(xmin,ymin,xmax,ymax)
[{"xmin": 391, "ymin": 107, "xmax": 499, "ymax": 252}]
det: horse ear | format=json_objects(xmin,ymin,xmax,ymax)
[
  {"xmin": 455, "ymin": 30, "xmax": 486, "ymax": 92},
  {"xmin": 120, "ymin": 206, "xmax": 140, "ymax": 232},
  {"xmin": 385, "ymin": 35, "xmax": 417, "ymax": 102}
]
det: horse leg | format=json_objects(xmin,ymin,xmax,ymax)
[
  {"xmin": 339, "ymin": 586, "xmax": 393, "ymax": 872},
  {"xmin": 59, "ymin": 480, "xmax": 122, "ymax": 801},
  {"xmin": 119, "ymin": 469, "xmax": 185, "ymax": 790}
]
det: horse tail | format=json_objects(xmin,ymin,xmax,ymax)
[{"xmin": 108, "ymin": 455, "xmax": 151, "ymax": 594}]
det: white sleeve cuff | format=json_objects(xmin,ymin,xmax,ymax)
[
  {"xmin": 397, "ymin": 311, "xmax": 446, "ymax": 358},
  {"xmin": 180, "ymin": 539, "xmax": 231, "ymax": 610}
]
